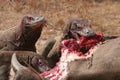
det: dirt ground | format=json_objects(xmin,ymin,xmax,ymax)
[{"xmin": 0, "ymin": 0, "xmax": 120, "ymax": 53}]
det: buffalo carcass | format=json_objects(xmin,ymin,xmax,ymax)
[{"xmin": 67, "ymin": 37, "xmax": 120, "ymax": 80}]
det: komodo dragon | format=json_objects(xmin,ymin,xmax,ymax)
[
  {"xmin": 0, "ymin": 14, "xmax": 46, "ymax": 52},
  {"xmin": 10, "ymin": 53, "xmax": 46, "ymax": 80},
  {"xmin": 41, "ymin": 18, "xmax": 96, "ymax": 67},
  {"xmin": 0, "ymin": 51, "xmax": 50, "ymax": 80}
]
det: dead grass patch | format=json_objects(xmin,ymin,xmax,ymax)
[{"xmin": 0, "ymin": 0, "xmax": 120, "ymax": 52}]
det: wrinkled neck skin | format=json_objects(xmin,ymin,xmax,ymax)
[{"xmin": 14, "ymin": 23, "xmax": 43, "ymax": 52}]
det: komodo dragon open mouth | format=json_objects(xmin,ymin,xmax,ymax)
[{"xmin": 41, "ymin": 33, "xmax": 103, "ymax": 80}]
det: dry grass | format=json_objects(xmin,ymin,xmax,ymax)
[{"xmin": 0, "ymin": 0, "xmax": 120, "ymax": 53}]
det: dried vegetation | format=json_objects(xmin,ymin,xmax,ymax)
[{"xmin": 0, "ymin": 0, "xmax": 120, "ymax": 52}]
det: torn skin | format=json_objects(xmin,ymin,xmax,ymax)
[{"xmin": 41, "ymin": 33, "xmax": 103, "ymax": 80}]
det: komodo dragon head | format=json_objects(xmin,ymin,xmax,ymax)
[
  {"xmin": 21, "ymin": 14, "xmax": 46, "ymax": 29},
  {"xmin": 63, "ymin": 18, "xmax": 95, "ymax": 40}
]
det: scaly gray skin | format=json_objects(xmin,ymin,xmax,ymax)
[
  {"xmin": 0, "ymin": 51, "xmax": 50, "ymax": 80},
  {"xmin": 40, "ymin": 18, "xmax": 95, "ymax": 67},
  {"xmin": 11, "ymin": 53, "xmax": 46, "ymax": 80},
  {"xmin": 0, "ymin": 14, "xmax": 46, "ymax": 52},
  {"xmin": 67, "ymin": 37, "xmax": 120, "ymax": 80}
]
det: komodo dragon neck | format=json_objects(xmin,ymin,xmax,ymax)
[{"xmin": 13, "ymin": 24, "xmax": 43, "ymax": 52}]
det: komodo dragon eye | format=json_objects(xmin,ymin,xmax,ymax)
[
  {"xmin": 38, "ymin": 59, "xmax": 44, "ymax": 66},
  {"xmin": 27, "ymin": 16, "xmax": 34, "ymax": 21},
  {"xmin": 73, "ymin": 23, "xmax": 77, "ymax": 27},
  {"xmin": 74, "ymin": 23, "xmax": 83, "ymax": 30}
]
